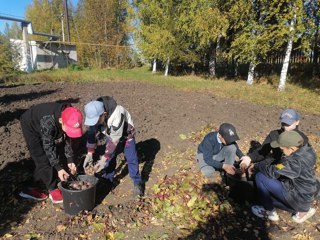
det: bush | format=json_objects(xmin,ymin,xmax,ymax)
[{"xmin": 68, "ymin": 63, "xmax": 83, "ymax": 71}]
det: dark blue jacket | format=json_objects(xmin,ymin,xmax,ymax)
[{"xmin": 198, "ymin": 132, "xmax": 244, "ymax": 169}]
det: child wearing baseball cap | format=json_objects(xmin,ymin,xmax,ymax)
[
  {"xmin": 251, "ymin": 131, "xmax": 317, "ymax": 223},
  {"xmin": 19, "ymin": 103, "xmax": 83, "ymax": 204},
  {"xmin": 196, "ymin": 123, "xmax": 244, "ymax": 179}
]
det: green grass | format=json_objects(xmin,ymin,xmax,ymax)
[{"xmin": 6, "ymin": 66, "xmax": 320, "ymax": 114}]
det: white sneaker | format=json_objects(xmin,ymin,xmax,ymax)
[
  {"xmin": 292, "ymin": 208, "xmax": 316, "ymax": 223},
  {"xmin": 251, "ymin": 205, "xmax": 279, "ymax": 221}
]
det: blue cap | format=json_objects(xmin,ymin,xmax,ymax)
[
  {"xmin": 280, "ymin": 109, "xmax": 300, "ymax": 125},
  {"xmin": 84, "ymin": 101, "xmax": 104, "ymax": 126}
]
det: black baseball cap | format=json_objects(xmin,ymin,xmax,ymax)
[{"xmin": 218, "ymin": 123, "xmax": 240, "ymax": 144}]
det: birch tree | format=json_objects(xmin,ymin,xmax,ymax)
[
  {"xmin": 278, "ymin": 0, "xmax": 306, "ymax": 91},
  {"xmin": 278, "ymin": 13, "xmax": 296, "ymax": 91},
  {"xmin": 135, "ymin": 0, "xmax": 180, "ymax": 76}
]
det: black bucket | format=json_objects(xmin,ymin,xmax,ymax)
[{"xmin": 58, "ymin": 175, "xmax": 98, "ymax": 215}]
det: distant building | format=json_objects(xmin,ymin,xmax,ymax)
[{"xmin": 10, "ymin": 39, "xmax": 77, "ymax": 72}]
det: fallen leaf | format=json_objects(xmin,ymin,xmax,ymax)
[
  {"xmin": 179, "ymin": 134, "xmax": 187, "ymax": 140},
  {"xmin": 56, "ymin": 224, "xmax": 66, "ymax": 232}
]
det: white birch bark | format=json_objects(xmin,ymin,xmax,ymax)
[
  {"xmin": 279, "ymin": 13, "xmax": 296, "ymax": 91},
  {"xmin": 246, "ymin": 61, "xmax": 255, "ymax": 85},
  {"xmin": 164, "ymin": 58, "xmax": 170, "ymax": 76},
  {"xmin": 152, "ymin": 59, "xmax": 157, "ymax": 73},
  {"xmin": 209, "ymin": 52, "xmax": 216, "ymax": 77}
]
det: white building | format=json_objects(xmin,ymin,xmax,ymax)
[{"xmin": 10, "ymin": 39, "xmax": 77, "ymax": 72}]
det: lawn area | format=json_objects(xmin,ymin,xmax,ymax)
[{"xmin": 9, "ymin": 66, "xmax": 320, "ymax": 115}]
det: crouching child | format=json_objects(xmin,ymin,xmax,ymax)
[{"xmin": 196, "ymin": 123, "xmax": 244, "ymax": 180}]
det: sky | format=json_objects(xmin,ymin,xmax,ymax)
[{"xmin": 0, "ymin": 0, "xmax": 77, "ymax": 33}]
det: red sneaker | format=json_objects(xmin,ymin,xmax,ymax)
[
  {"xmin": 49, "ymin": 188, "xmax": 63, "ymax": 204},
  {"xmin": 19, "ymin": 187, "xmax": 48, "ymax": 201}
]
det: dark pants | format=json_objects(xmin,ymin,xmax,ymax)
[
  {"xmin": 255, "ymin": 172, "xmax": 294, "ymax": 213},
  {"xmin": 102, "ymin": 137, "xmax": 141, "ymax": 185},
  {"xmin": 20, "ymin": 112, "xmax": 58, "ymax": 191}
]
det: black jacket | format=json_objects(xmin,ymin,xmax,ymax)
[
  {"xmin": 254, "ymin": 144, "xmax": 317, "ymax": 212},
  {"xmin": 21, "ymin": 102, "xmax": 74, "ymax": 170},
  {"xmin": 249, "ymin": 128, "xmax": 309, "ymax": 164}
]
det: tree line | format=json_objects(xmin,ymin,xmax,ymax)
[{"xmin": 1, "ymin": 0, "xmax": 319, "ymax": 91}]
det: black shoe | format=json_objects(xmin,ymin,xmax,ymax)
[{"xmin": 133, "ymin": 182, "xmax": 144, "ymax": 198}]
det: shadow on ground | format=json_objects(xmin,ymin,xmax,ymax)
[
  {"xmin": 94, "ymin": 138, "xmax": 161, "ymax": 205},
  {"xmin": 0, "ymin": 90, "xmax": 58, "ymax": 105},
  {"xmin": 181, "ymin": 181, "xmax": 270, "ymax": 240},
  {"xmin": 0, "ymin": 159, "xmax": 37, "ymax": 236}
]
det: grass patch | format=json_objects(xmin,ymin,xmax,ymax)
[{"xmin": 4, "ymin": 66, "xmax": 320, "ymax": 114}]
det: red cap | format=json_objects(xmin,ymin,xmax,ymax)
[{"xmin": 61, "ymin": 107, "xmax": 83, "ymax": 138}]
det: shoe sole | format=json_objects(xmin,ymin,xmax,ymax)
[
  {"xmin": 49, "ymin": 195, "xmax": 63, "ymax": 204},
  {"xmin": 19, "ymin": 192, "xmax": 48, "ymax": 201}
]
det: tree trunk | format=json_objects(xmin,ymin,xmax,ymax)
[
  {"xmin": 279, "ymin": 14, "xmax": 296, "ymax": 92},
  {"xmin": 312, "ymin": 18, "xmax": 319, "ymax": 76},
  {"xmin": 164, "ymin": 58, "xmax": 170, "ymax": 76},
  {"xmin": 209, "ymin": 52, "xmax": 216, "ymax": 77},
  {"xmin": 246, "ymin": 61, "xmax": 255, "ymax": 85},
  {"xmin": 233, "ymin": 58, "xmax": 238, "ymax": 77},
  {"xmin": 152, "ymin": 59, "xmax": 157, "ymax": 73},
  {"xmin": 191, "ymin": 63, "xmax": 195, "ymax": 75}
]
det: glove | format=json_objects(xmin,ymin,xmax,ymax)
[
  {"xmin": 240, "ymin": 156, "xmax": 252, "ymax": 171},
  {"xmin": 83, "ymin": 153, "xmax": 93, "ymax": 169},
  {"xmin": 93, "ymin": 155, "xmax": 110, "ymax": 173},
  {"xmin": 68, "ymin": 163, "xmax": 77, "ymax": 175}
]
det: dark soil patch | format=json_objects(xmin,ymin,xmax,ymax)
[{"xmin": 1, "ymin": 81, "xmax": 320, "ymax": 239}]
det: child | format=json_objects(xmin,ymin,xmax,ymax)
[
  {"xmin": 83, "ymin": 96, "xmax": 143, "ymax": 197},
  {"xmin": 196, "ymin": 123, "xmax": 244, "ymax": 178},
  {"xmin": 240, "ymin": 108, "xmax": 308, "ymax": 168},
  {"xmin": 20, "ymin": 103, "xmax": 83, "ymax": 203},
  {"xmin": 251, "ymin": 131, "xmax": 317, "ymax": 223}
]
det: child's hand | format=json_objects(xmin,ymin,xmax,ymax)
[
  {"xmin": 248, "ymin": 164, "xmax": 255, "ymax": 178},
  {"xmin": 240, "ymin": 156, "xmax": 252, "ymax": 171},
  {"xmin": 58, "ymin": 169, "xmax": 69, "ymax": 181},
  {"xmin": 68, "ymin": 163, "xmax": 77, "ymax": 175},
  {"xmin": 223, "ymin": 164, "xmax": 236, "ymax": 175}
]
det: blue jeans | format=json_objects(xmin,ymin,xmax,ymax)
[
  {"xmin": 102, "ymin": 137, "xmax": 141, "ymax": 185},
  {"xmin": 255, "ymin": 172, "xmax": 294, "ymax": 213}
]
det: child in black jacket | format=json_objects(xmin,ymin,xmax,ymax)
[{"xmin": 251, "ymin": 131, "xmax": 317, "ymax": 223}]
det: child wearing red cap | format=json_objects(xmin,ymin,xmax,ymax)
[{"xmin": 19, "ymin": 102, "xmax": 83, "ymax": 203}]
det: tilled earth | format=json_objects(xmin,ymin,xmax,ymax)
[{"xmin": 1, "ymin": 81, "xmax": 320, "ymax": 239}]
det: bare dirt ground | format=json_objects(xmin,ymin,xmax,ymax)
[{"xmin": 1, "ymin": 81, "xmax": 320, "ymax": 239}]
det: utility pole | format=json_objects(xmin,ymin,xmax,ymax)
[
  {"xmin": 61, "ymin": 13, "xmax": 65, "ymax": 42},
  {"xmin": 64, "ymin": 0, "xmax": 71, "ymax": 42}
]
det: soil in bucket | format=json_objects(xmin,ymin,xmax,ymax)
[{"xmin": 58, "ymin": 175, "xmax": 98, "ymax": 215}]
